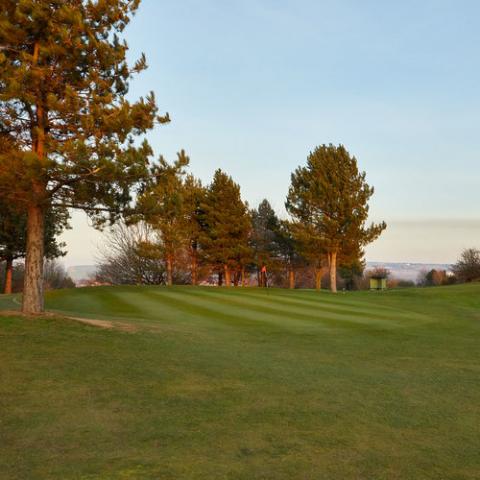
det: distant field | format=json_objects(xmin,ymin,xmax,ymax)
[{"xmin": 1, "ymin": 285, "xmax": 480, "ymax": 479}]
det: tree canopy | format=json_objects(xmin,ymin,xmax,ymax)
[
  {"xmin": 286, "ymin": 144, "xmax": 386, "ymax": 292},
  {"xmin": 0, "ymin": 0, "xmax": 167, "ymax": 312},
  {"xmin": 250, "ymin": 199, "xmax": 281, "ymax": 282},
  {"xmin": 135, "ymin": 151, "xmax": 189, "ymax": 286},
  {"xmin": 199, "ymin": 169, "xmax": 252, "ymax": 287}
]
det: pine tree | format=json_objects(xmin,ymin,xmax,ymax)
[
  {"xmin": 136, "ymin": 151, "xmax": 189, "ymax": 286},
  {"xmin": 286, "ymin": 144, "xmax": 386, "ymax": 292},
  {"xmin": 199, "ymin": 170, "xmax": 252, "ymax": 287},
  {"xmin": 182, "ymin": 174, "xmax": 206, "ymax": 285},
  {"xmin": 0, "ymin": 0, "xmax": 166, "ymax": 313},
  {"xmin": 276, "ymin": 220, "xmax": 304, "ymax": 289},
  {"xmin": 250, "ymin": 199, "xmax": 281, "ymax": 286}
]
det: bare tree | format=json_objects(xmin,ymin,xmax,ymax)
[
  {"xmin": 452, "ymin": 248, "xmax": 480, "ymax": 283},
  {"xmin": 96, "ymin": 222, "xmax": 165, "ymax": 285},
  {"xmin": 43, "ymin": 260, "xmax": 75, "ymax": 290}
]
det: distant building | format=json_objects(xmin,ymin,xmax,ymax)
[{"xmin": 370, "ymin": 276, "xmax": 387, "ymax": 291}]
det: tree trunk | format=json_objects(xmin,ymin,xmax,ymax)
[
  {"xmin": 4, "ymin": 257, "xmax": 13, "ymax": 295},
  {"xmin": 241, "ymin": 267, "xmax": 246, "ymax": 287},
  {"xmin": 288, "ymin": 268, "xmax": 295, "ymax": 289},
  {"xmin": 22, "ymin": 205, "xmax": 45, "ymax": 314},
  {"xmin": 329, "ymin": 251, "xmax": 337, "ymax": 293},
  {"xmin": 224, "ymin": 265, "xmax": 231, "ymax": 287},
  {"xmin": 218, "ymin": 271, "xmax": 223, "ymax": 286},
  {"xmin": 315, "ymin": 268, "xmax": 322, "ymax": 291},
  {"xmin": 166, "ymin": 255, "xmax": 173, "ymax": 286},
  {"xmin": 191, "ymin": 248, "xmax": 197, "ymax": 286},
  {"xmin": 259, "ymin": 268, "xmax": 266, "ymax": 287},
  {"xmin": 22, "ymin": 41, "xmax": 47, "ymax": 314}
]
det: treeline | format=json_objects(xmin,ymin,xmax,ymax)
[
  {"xmin": 97, "ymin": 145, "xmax": 386, "ymax": 291},
  {"xmin": 361, "ymin": 249, "xmax": 480, "ymax": 289},
  {"xmin": 0, "ymin": 260, "xmax": 75, "ymax": 294},
  {"xmin": 0, "ymin": 1, "xmax": 387, "ymax": 312},
  {"xmin": 416, "ymin": 248, "xmax": 480, "ymax": 286}
]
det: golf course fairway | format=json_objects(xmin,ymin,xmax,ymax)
[{"xmin": 1, "ymin": 284, "xmax": 479, "ymax": 479}]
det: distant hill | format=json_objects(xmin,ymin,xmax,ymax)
[
  {"xmin": 366, "ymin": 262, "xmax": 452, "ymax": 282},
  {"xmin": 67, "ymin": 265, "xmax": 97, "ymax": 284}
]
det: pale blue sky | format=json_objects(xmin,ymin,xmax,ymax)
[{"xmin": 61, "ymin": 0, "xmax": 480, "ymax": 266}]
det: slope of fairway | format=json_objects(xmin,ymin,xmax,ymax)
[{"xmin": 1, "ymin": 285, "xmax": 480, "ymax": 479}]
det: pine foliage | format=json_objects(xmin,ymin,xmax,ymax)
[
  {"xmin": 286, "ymin": 144, "xmax": 386, "ymax": 291},
  {"xmin": 0, "ymin": 202, "xmax": 68, "ymax": 262},
  {"xmin": 0, "ymin": 0, "xmax": 165, "ymax": 218},
  {"xmin": 199, "ymin": 169, "xmax": 252, "ymax": 280},
  {"xmin": 250, "ymin": 199, "xmax": 281, "ymax": 269}
]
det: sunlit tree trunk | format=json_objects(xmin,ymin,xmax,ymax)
[
  {"xmin": 22, "ymin": 41, "xmax": 46, "ymax": 314},
  {"xmin": 315, "ymin": 267, "xmax": 322, "ymax": 291},
  {"xmin": 328, "ymin": 251, "xmax": 337, "ymax": 293},
  {"xmin": 224, "ymin": 265, "xmax": 231, "ymax": 287},
  {"xmin": 288, "ymin": 268, "xmax": 295, "ymax": 289},
  {"xmin": 22, "ymin": 204, "xmax": 45, "ymax": 314},
  {"xmin": 4, "ymin": 256, "xmax": 13, "ymax": 295},
  {"xmin": 190, "ymin": 245, "xmax": 197, "ymax": 285},
  {"xmin": 166, "ymin": 254, "xmax": 173, "ymax": 286}
]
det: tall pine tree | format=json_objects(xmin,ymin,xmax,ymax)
[
  {"xmin": 276, "ymin": 220, "xmax": 304, "ymax": 289},
  {"xmin": 0, "ymin": 0, "xmax": 166, "ymax": 313},
  {"xmin": 250, "ymin": 199, "xmax": 281, "ymax": 286},
  {"xmin": 135, "ymin": 151, "xmax": 189, "ymax": 286},
  {"xmin": 182, "ymin": 174, "xmax": 206, "ymax": 285},
  {"xmin": 286, "ymin": 144, "xmax": 386, "ymax": 292},
  {"xmin": 199, "ymin": 170, "xmax": 252, "ymax": 287}
]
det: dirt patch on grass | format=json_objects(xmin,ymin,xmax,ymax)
[
  {"xmin": 65, "ymin": 316, "xmax": 138, "ymax": 333},
  {"xmin": 0, "ymin": 309, "xmax": 138, "ymax": 333},
  {"xmin": 0, "ymin": 310, "xmax": 22, "ymax": 317}
]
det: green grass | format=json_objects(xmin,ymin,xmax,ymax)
[{"xmin": 1, "ymin": 284, "xmax": 480, "ymax": 479}]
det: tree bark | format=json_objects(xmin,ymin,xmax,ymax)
[
  {"xmin": 22, "ymin": 42, "xmax": 47, "ymax": 314},
  {"xmin": 166, "ymin": 254, "xmax": 173, "ymax": 286},
  {"xmin": 224, "ymin": 265, "xmax": 231, "ymax": 287},
  {"xmin": 288, "ymin": 268, "xmax": 295, "ymax": 289},
  {"xmin": 22, "ymin": 205, "xmax": 45, "ymax": 314},
  {"xmin": 4, "ymin": 257, "xmax": 13, "ymax": 295},
  {"xmin": 315, "ymin": 267, "xmax": 322, "ymax": 291},
  {"xmin": 190, "ymin": 247, "xmax": 197, "ymax": 285},
  {"xmin": 329, "ymin": 251, "xmax": 337, "ymax": 293}
]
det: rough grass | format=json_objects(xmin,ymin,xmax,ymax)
[{"xmin": 1, "ymin": 284, "xmax": 480, "ymax": 479}]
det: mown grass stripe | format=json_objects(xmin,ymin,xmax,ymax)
[
  {"xmin": 142, "ymin": 288, "xmax": 305, "ymax": 332},
  {"xmin": 151, "ymin": 288, "xmax": 404, "ymax": 332},
  {"xmin": 186, "ymin": 288, "xmax": 410, "ymax": 326},
  {"xmin": 234, "ymin": 288, "xmax": 423, "ymax": 319}
]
